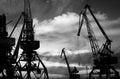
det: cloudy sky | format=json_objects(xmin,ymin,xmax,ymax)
[{"xmin": 1, "ymin": 0, "xmax": 120, "ymax": 78}]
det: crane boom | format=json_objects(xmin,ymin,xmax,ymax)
[
  {"xmin": 60, "ymin": 48, "xmax": 72, "ymax": 74},
  {"xmin": 77, "ymin": 12, "xmax": 84, "ymax": 36},
  {"xmin": 78, "ymin": 8, "xmax": 99, "ymax": 60},
  {"xmin": 60, "ymin": 48, "xmax": 80, "ymax": 79},
  {"xmin": 77, "ymin": 7, "xmax": 87, "ymax": 36},
  {"xmin": 77, "ymin": 4, "xmax": 113, "ymax": 57},
  {"xmin": 86, "ymin": 5, "xmax": 112, "ymax": 44}
]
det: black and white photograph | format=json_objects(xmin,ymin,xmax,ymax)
[{"xmin": 0, "ymin": 0, "xmax": 120, "ymax": 79}]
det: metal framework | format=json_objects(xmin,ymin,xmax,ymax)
[
  {"xmin": 77, "ymin": 4, "xmax": 119, "ymax": 79},
  {"xmin": 6, "ymin": 0, "xmax": 49, "ymax": 79},
  {"xmin": 15, "ymin": 0, "xmax": 49, "ymax": 79},
  {"xmin": 0, "ymin": 14, "xmax": 22, "ymax": 79},
  {"xmin": 60, "ymin": 48, "xmax": 80, "ymax": 79}
]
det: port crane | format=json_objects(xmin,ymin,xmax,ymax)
[
  {"xmin": 7, "ymin": 0, "xmax": 49, "ymax": 79},
  {"xmin": 0, "ymin": 14, "xmax": 22, "ymax": 78},
  {"xmin": 77, "ymin": 4, "xmax": 119, "ymax": 79},
  {"xmin": 60, "ymin": 48, "xmax": 80, "ymax": 79}
]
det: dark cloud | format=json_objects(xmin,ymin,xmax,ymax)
[
  {"xmin": 30, "ymin": 0, "xmax": 87, "ymax": 20},
  {"xmin": 0, "ymin": 0, "xmax": 87, "ymax": 21},
  {"xmin": 88, "ymin": 0, "xmax": 120, "ymax": 19},
  {"xmin": 0, "ymin": 0, "xmax": 23, "ymax": 21}
]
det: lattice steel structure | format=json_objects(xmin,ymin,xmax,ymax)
[{"xmin": 78, "ymin": 4, "xmax": 119, "ymax": 79}]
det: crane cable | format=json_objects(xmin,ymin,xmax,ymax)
[{"xmin": 9, "ymin": 13, "xmax": 23, "ymax": 38}]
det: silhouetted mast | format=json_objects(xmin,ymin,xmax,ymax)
[{"xmin": 22, "ymin": 0, "xmax": 34, "ymax": 42}]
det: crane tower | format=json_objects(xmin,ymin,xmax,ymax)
[{"xmin": 10, "ymin": 0, "xmax": 49, "ymax": 79}]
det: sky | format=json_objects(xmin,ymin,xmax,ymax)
[{"xmin": 1, "ymin": 0, "xmax": 120, "ymax": 78}]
